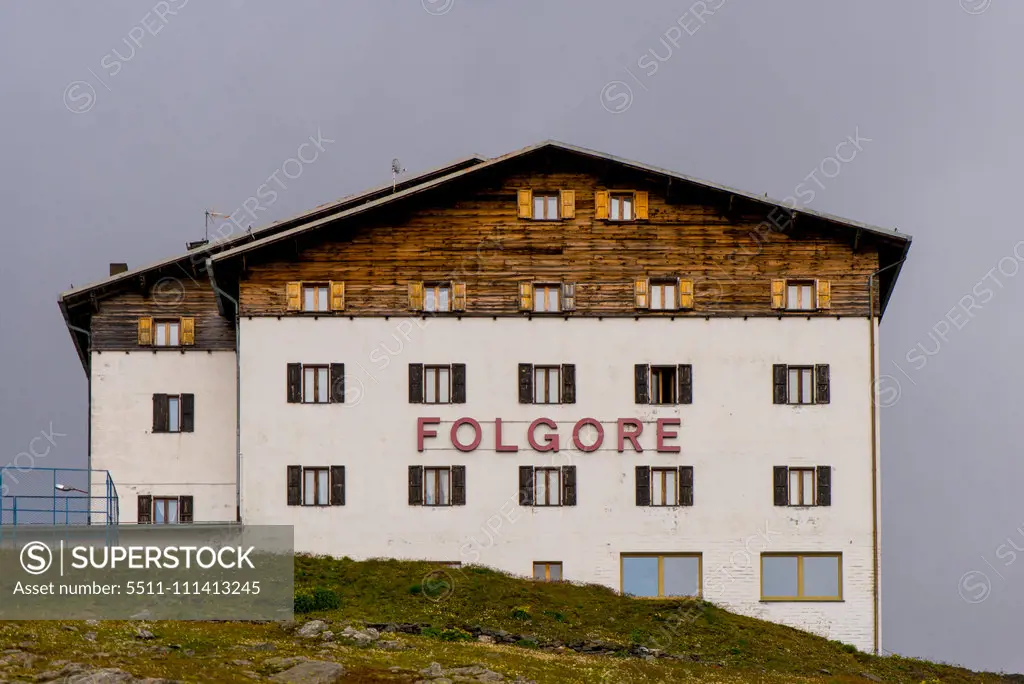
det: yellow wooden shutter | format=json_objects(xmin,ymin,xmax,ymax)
[
  {"xmin": 560, "ymin": 190, "xmax": 575, "ymax": 219},
  {"xmin": 635, "ymin": 191, "xmax": 649, "ymax": 220},
  {"xmin": 771, "ymin": 279, "xmax": 786, "ymax": 309},
  {"xmin": 137, "ymin": 317, "xmax": 153, "ymax": 346},
  {"xmin": 330, "ymin": 281, "xmax": 345, "ymax": 311},
  {"xmin": 518, "ymin": 282, "xmax": 533, "ymax": 311},
  {"xmin": 517, "ymin": 189, "xmax": 533, "ymax": 219},
  {"xmin": 634, "ymin": 278, "xmax": 649, "ymax": 308},
  {"xmin": 595, "ymin": 191, "xmax": 609, "ymax": 220},
  {"xmin": 286, "ymin": 281, "xmax": 301, "ymax": 311},
  {"xmin": 409, "ymin": 282, "xmax": 424, "ymax": 311},
  {"xmin": 453, "ymin": 282, "xmax": 467, "ymax": 311},
  {"xmin": 816, "ymin": 279, "xmax": 831, "ymax": 310},
  {"xmin": 180, "ymin": 317, "xmax": 195, "ymax": 345},
  {"xmin": 678, "ymin": 278, "xmax": 694, "ymax": 309}
]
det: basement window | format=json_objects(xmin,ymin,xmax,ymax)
[
  {"xmin": 533, "ymin": 562, "xmax": 563, "ymax": 582},
  {"xmin": 621, "ymin": 554, "xmax": 701, "ymax": 598},
  {"xmin": 761, "ymin": 554, "xmax": 842, "ymax": 601},
  {"xmin": 153, "ymin": 497, "xmax": 179, "ymax": 524}
]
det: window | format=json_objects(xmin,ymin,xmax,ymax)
[
  {"xmin": 153, "ymin": 497, "xmax": 178, "ymax": 524},
  {"xmin": 534, "ymin": 468, "xmax": 562, "ymax": 506},
  {"xmin": 424, "ymin": 366, "xmax": 452, "ymax": 404},
  {"xmin": 650, "ymin": 366, "xmax": 678, "ymax": 405},
  {"xmin": 761, "ymin": 553, "xmax": 842, "ymax": 600},
  {"xmin": 409, "ymin": 466, "xmax": 465, "ymax": 506},
  {"xmin": 636, "ymin": 466, "xmax": 693, "ymax": 507},
  {"xmin": 154, "ymin": 320, "xmax": 180, "ymax": 347},
  {"xmin": 651, "ymin": 468, "xmax": 678, "ymax": 506},
  {"xmin": 788, "ymin": 468, "xmax": 815, "ymax": 506},
  {"xmin": 287, "ymin": 465, "xmax": 344, "ymax": 506},
  {"xmin": 424, "ymin": 467, "xmax": 451, "ymax": 506},
  {"xmin": 621, "ymin": 554, "xmax": 701, "ymax": 598},
  {"xmin": 786, "ymin": 280, "xmax": 816, "ymax": 311},
  {"xmin": 610, "ymin": 193, "xmax": 634, "ymax": 221},
  {"xmin": 303, "ymin": 366, "xmax": 330, "ymax": 404},
  {"xmin": 518, "ymin": 364, "xmax": 574, "ymax": 404},
  {"xmin": 152, "ymin": 393, "xmax": 194, "ymax": 433},
  {"xmin": 302, "ymin": 284, "xmax": 329, "ymax": 312},
  {"xmin": 424, "ymin": 283, "xmax": 452, "ymax": 313},
  {"xmin": 773, "ymin": 364, "xmax": 829, "ymax": 405},
  {"xmin": 532, "ymin": 193, "xmax": 560, "ymax": 220},
  {"xmin": 774, "ymin": 465, "xmax": 830, "ymax": 507},
  {"xmin": 788, "ymin": 366, "xmax": 814, "ymax": 405},
  {"xmin": 533, "ymin": 284, "xmax": 561, "ymax": 313},
  {"xmin": 519, "ymin": 465, "xmax": 576, "ymax": 506},
  {"xmin": 303, "ymin": 467, "xmax": 330, "ymax": 506},
  {"xmin": 533, "ymin": 366, "xmax": 561, "ymax": 404},
  {"xmin": 650, "ymin": 280, "xmax": 677, "ymax": 311},
  {"xmin": 533, "ymin": 562, "xmax": 563, "ymax": 582},
  {"xmin": 167, "ymin": 396, "xmax": 180, "ymax": 433}
]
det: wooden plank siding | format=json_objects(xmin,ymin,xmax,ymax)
[
  {"xmin": 237, "ymin": 167, "xmax": 880, "ymax": 317},
  {"xmin": 91, "ymin": 276, "xmax": 235, "ymax": 351}
]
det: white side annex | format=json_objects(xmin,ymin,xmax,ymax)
[
  {"xmin": 90, "ymin": 351, "xmax": 238, "ymax": 524},
  {"xmin": 236, "ymin": 316, "xmax": 880, "ymax": 651}
]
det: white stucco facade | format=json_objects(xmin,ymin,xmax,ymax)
[
  {"xmin": 90, "ymin": 350, "xmax": 237, "ymax": 524},
  {"xmin": 235, "ymin": 315, "xmax": 879, "ymax": 650}
]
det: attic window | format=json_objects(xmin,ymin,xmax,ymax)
[
  {"xmin": 302, "ymin": 285, "xmax": 329, "ymax": 312},
  {"xmin": 610, "ymin": 193, "xmax": 634, "ymax": 221},
  {"xmin": 532, "ymin": 194, "xmax": 560, "ymax": 220},
  {"xmin": 154, "ymin": 320, "xmax": 180, "ymax": 347}
]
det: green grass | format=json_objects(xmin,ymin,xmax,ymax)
[{"xmin": 0, "ymin": 555, "xmax": 1013, "ymax": 683}]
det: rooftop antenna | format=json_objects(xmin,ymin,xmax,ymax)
[
  {"xmin": 204, "ymin": 209, "xmax": 230, "ymax": 241},
  {"xmin": 391, "ymin": 158, "xmax": 406, "ymax": 192}
]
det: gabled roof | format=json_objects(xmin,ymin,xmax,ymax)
[
  {"xmin": 209, "ymin": 139, "xmax": 911, "ymax": 313},
  {"xmin": 58, "ymin": 152, "xmax": 487, "ymax": 369}
]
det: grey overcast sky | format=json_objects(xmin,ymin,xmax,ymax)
[{"xmin": 0, "ymin": 0, "xmax": 1020, "ymax": 672}]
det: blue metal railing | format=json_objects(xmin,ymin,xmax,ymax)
[{"xmin": 0, "ymin": 467, "xmax": 119, "ymax": 527}]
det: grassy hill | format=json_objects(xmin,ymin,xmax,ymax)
[{"xmin": 0, "ymin": 555, "xmax": 1015, "ymax": 683}]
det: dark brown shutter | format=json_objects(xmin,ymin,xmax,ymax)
[
  {"xmin": 519, "ymin": 466, "xmax": 535, "ymax": 505},
  {"xmin": 408, "ymin": 465, "xmax": 424, "ymax": 505},
  {"xmin": 408, "ymin": 363, "xmax": 424, "ymax": 403},
  {"xmin": 773, "ymin": 364, "xmax": 788, "ymax": 404},
  {"xmin": 635, "ymin": 466, "xmax": 651, "ymax": 506},
  {"xmin": 451, "ymin": 465, "xmax": 466, "ymax": 506},
  {"xmin": 451, "ymin": 364, "xmax": 467, "ymax": 404},
  {"xmin": 287, "ymin": 466, "xmax": 302, "ymax": 506},
  {"xmin": 815, "ymin": 364, "xmax": 830, "ymax": 404},
  {"xmin": 679, "ymin": 466, "xmax": 694, "ymax": 506},
  {"xmin": 152, "ymin": 394, "xmax": 168, "ymax": 433},
  {"xmin": 773, "ymin": 466, "xmax": 789, "ymax": 506},
  {"xmin": 137, "ymin": 495, "xmax": 152, "ymax": 524},
  {"xmin": 178, "ymin": 495, "xmax": 194, "ymax": 523},
  {"xmin": 561, "ymin": 465, "xmax": 577, "ymax": 506},
  {"xmin": 817, "ymin": 466, "xmax": 831, "ymax": 506},
  {"xmin": 180, "ymin": 394, "xmax": 195, "ymax": 432},
  {"xmin": 634, "ymin": 364, "xmax": 650, "ymax": 404},
  {"xmin": 678, "ymin": 364, "xmax": 692, "ymax": 405},
  {"xmin": 287, "ymin": 363, "xmax": 302, "ymax": 403},
  {"xmin": 330, "ymin": 466, "xmax": 345, "ymax": 506},
  {"xmin": 561, "ymin": 364, "xmax": 576, "ymax": 404},
  {"xmin": 330, "ymin": 364, "xmax": 345, "ymax": 403},
  {"xmin": 518, "ymin": 363, "xmax": 534, "ymax": 404}
]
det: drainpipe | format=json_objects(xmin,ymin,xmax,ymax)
[{"xmin": 867, "ymin": 258, "xmax": 905, "ymax": 655}]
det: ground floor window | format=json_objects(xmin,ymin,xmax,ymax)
[
  {"xmin": 761, "ymin": 553, "xmax": 842, "ymax": 600},
  {"xmin": 621, "ymin": 553, "xmax": 701, "ymax": 598},
  {"xmin": 533, "ymin": 561, "xmax": 563, "ymax": 582}
]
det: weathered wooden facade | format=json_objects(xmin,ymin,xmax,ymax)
[{"xmin": 59, "ymin": 141, "xmax": 911, "ymax": 654}]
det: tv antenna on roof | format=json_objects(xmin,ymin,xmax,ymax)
[
  {"xmin": 391, "ymin": 158, "xmax": 406, "ymax": 193},
  {"xmin": 204, "ymin": 209, "xmax": 230, "ymax": 241}
]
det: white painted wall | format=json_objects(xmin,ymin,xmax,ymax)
[
  {"xmin": 238, "ymin": 316, "xmax": 878, "ymax": 650},
  {"xmin": 91, "ymin": 350, "xmax": 237, "ymax": 523}
]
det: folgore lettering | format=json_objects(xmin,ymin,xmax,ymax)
[{"xmin": 416, "ymin": 417, "xmax": 680, "ymax": 453}]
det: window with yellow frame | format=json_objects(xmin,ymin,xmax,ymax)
[
  {"xmin": 620, "ymin": 553, "xmax": 701, "ymax": 598},
  {"xmin": 760, "ymin": 553, "xmax": 842, "ymax": 601}
]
